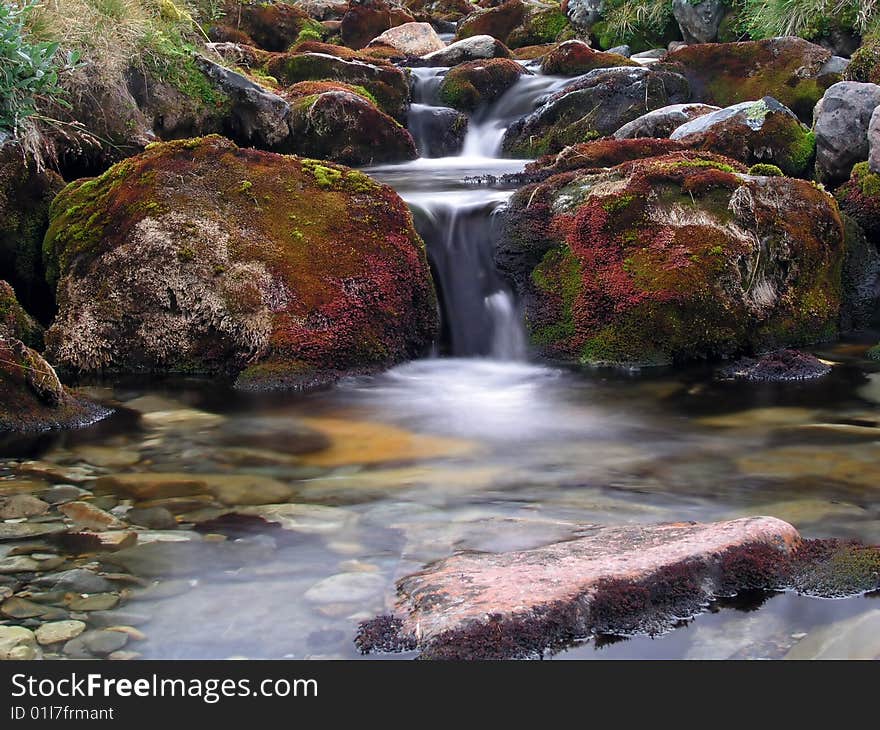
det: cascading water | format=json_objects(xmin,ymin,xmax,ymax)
[{"xmin": 370, "ymin": 64, "xmax": 575, "ymax": 360}]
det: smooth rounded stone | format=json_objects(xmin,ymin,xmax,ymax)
[
  {"xmin": 613, "ymin": 103, "xmax": 719, "ymax": 139},
  {"xmin": 35, "ymin": 619, "xmax": 86, "ymax": 645},
  {"xmin": 59, "ymin": 500, "xmax": 127, "ymax": 531},
  {"xmin": 70, "ymin": 445, "xmax": 141, "ymax": 468},
  {"xmin": 813, "ymin": 81, "xmax": 880, "ymax": 186},
  {"xmin": 737, "ymin": 444, "xmax": 880, "ymax": 488},
  {"xmin": 607, "ymin": 45, "xmax": 631, "ymax": 58},
  {"xmin": 66, "ymin": 593, "xmax": 120, "ymax": 611},
  {"xmin": 0, "ymin": 555, "xmax": 40, "ymax": 573},
  {"xmin": 0, "ymin": 626, "xmax": 40, "ymax": 660},
  {"xmin": 631, "ymin": 49, "xmax": 667, "ymax": 60},
  {"xmin": 785, "ymin": 610, "xmax": 880, "ymax": 659},
  {"xmin": 304, "ymin": 572, "xmax": 386, "ymax": 604},
  {"xmin": 16, "ymin": 461, "xmax": 96, "ymax": 484},
  {"xmin": 369, "ymin": 22, "xmax": 445, "ymax": 56},
  {"xmin": 140, "ymin": 408, "xmax": 225, "ymax": 430},
  {"xmin": 126, "ymin": 506, "xmax": 177, "ymax": 530},
  {"xmin": 87, "ymin": 609, "xmax": 152, "ymax": 628},
  {"xmin": 0, "ymin": 494, "xmax": 49, "ymax": 519},
  {"xmin": 421, "ymin": 35, "xmax": 511, "ymax": 66},
  {"xmin": 101, "ymin": 537, "xmax": 274, "ymax": 577},
  {"xmin": 672, "ymin": 0, "xmax": 725, "ymax": 43},
  {"xmin": 2, "ymin": 596, "xmax": 51, "ymax": 618},
  {"xmin": 0, "ymin": 521, "xmax": 68, "ymax": 542},
  {"xmin": 40, "ymin": 484, "xmax": 91, "ymax": 505},
  {"xmin": 717, "ymin": 350, "xmax": 832, "ymax": 382},
  {"xmin": 135, "ymin": 496, "xmax": 217, "ymax": 515},
  {"xmin": 32, "ymin": 568, "xmax": 116, "ymax": 594},
  {"xmin": 63, "ymin": 628, "xmax": 130, "ymax": 657},
  {"xmin": 94, "ymin": 473, "xmax": 208, "ymax": 501},
  {"xmin": 201, "ymin": 475, "xmax": 294, "ymax": 507},
  {"xmin": 238, "ymin": 504, "xmax": 356, "ymax": 535},
  {"xmin": 108, "ymin": 649, "xmax": 142, "ymax": 660},
  {"xmin": 407, "ymin": 105, "xmax": 468, "ymax": 158},
  {"xmin": 697, "ymin": 407, "xmax": 818, "ymax": 429}
]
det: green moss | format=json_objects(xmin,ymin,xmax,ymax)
[
  {"xmin": 853, "ymin": 161, "xmax": 880, "ymax": 197},
  {"xmin": 867, "ymin": 343, "xmax": 880, "ymax": 360},
  {"xmin": 142, "ymin": 29, "xmax": 229, "ymax": 109},
  {"xmin": 749, "ymin": 163, "xmax": 784, "ymax": 176}
]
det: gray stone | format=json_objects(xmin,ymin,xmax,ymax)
[
  {"xmin": 421, "ymin": 35, "xmax": 511, "ymax": 66},
  {"xmin": 0, "ymin": 626, "xmax": 39, "ymax": 660},
  {"xmin": 32, "ymin": 568, "xmax": 115, "ymax": 594},
  {"xmin": 614, "ymin": 102, "xmax": 719, "ymax": 139},
  {"xmin": 0, "ymin": 522, "xmax": 67, "ymax": 541},
  {"xmin": 126, "ymin": 506, "xmax": 177, "ymax": 530},
  {"xmin": 870, "ymin": 105, "xmax": 880, "ymax": 174},
  {"xmin": 40, "ymin": 484, "xmax": 91, "ymax": 505},
  {"xmin": 35, "ymin": 619, "xmax": 86, "ymax": 645},
  {"xmin": 408, "ymin": 105, "xmax": 468, "ymax": 157},
  {"xmin": 631, "ymin": 49, "xmax": 667, "ymax": 59},
  {"xmin": 565, "ymin": 0, "xmax": 603, "ymax": 30},
  {"xmin": 606, "ymin": 45, "xmax": 631, "ymax": 58},
  {"xmin": 813, "ymin": 81, "xmax": 880, "ymax": 185},
  {"xmin": 672, "ymin": 0, "xmax": 725, "ymax": 44}
]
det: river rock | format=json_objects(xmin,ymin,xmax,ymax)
[
  {"xmin": 670, "ymin": 97, "xmax": 816, "ymax": 177},
  {"xmin": 717, "ymin": 350, "xmax": 832, "ymax": 382},
  {"xmin": 126, "ymin": 506, "xmax": 177, "ymax": 530},
  {"xmin": 664, "ymin": 37, "xmax": 843, "ymax": 123},
  {"xmin": 39, "ymin": 485, "xmax": 91, "ymax": 505},
  {"xmin": 0, "ymin": 521, "xmax": 68, "ymax": 541},
  {"xmin": 357, "ymin": 517, "xmax": 800, "ymax": 658},
  {"xmin": 0, "ymin": 493, "xmax": 49, "ymax": 519},
  {"xmin": 564, "ymin": 0, "xmax": 602, "ymax": 30},
  {"xmin": 672, "ymin": 0, "xmax": 725, "ymax": 44},
  {"xmin": 32, "ymin": 568, "xmax": 115, "ymax": 594},
  {"xmin": 0, "ymin": 626, "xmax": 40, "ymax": 660},
  {"xmin": 498, "ymin": 151, "xmax": 844, "ymax": 367},
  {"xmin": 43, "ymin": 136, "xmax": 437, "ymax": 390},
  {"xmin": 60, "ymin": 501, "xmax": 127, "ymax": 531},
  {"xmin": 35, "ymin": 619, "xmax": 86, "ymax": 645},
  {"xmin": 502, "ymin": 65, "xmax": 689, "ymax": 157},
  {"xmin": 207, "ymin": 1, "xmax": 321, "ymax": 51},
  {"xmin": 870, "ymin": 106, "xmax": 880, "ymax": 174},
  {"xmin": 369, "ymin": 22, "xmax": 445, "ymax": 55},
  {"xmin": 541, "ymin": 40, "xmax": 638, "ymax": 75},
  {"xmin": 421, "ymin": 35, "xmax": 512, "ymax": 65},
  {"xmin": 813, "ymin": 81, "xmax": 880, "ymax": 186},
  {"xmin": 836, "ymin": 162, "xmax": 880, "ymax": 239},
  {"xmin": 438, "ymin": 58, "xmax": 528, "ymax": 111},
  {"xmin": 66, "ymin": 593, "xmax": 120, "ymax": 612},
  {"xmin": 408, "ymin": 105, "xmax": 468, "ymax": 157},
  {"xmin": 2, "ymin": 596, "xmax": 51, "ymax": 618},
  {"xmin": 340, "ymin": 0, "xmax": 415, "ymax": 50}
]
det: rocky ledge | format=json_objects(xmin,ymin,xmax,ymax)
[{"xmin": 356, "ymin": 517, "xmax": 880, "ymax": 659}]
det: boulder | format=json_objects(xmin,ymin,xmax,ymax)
[
  {"xmin": 368, "ymin": 22, "xmax": 446, "ymax": 56},
  {"xmin": 457, "ymin": 0, "xmax": 571, "ymax": 49},
  {"xmin": 341, "ymin": 0, "xmax": 415, "ymax": 50},
  {"xmin": 664, "ymin": 37, "xmax": 843, "ymax": 124},
  {"xmin": 847, "ymin": 38, "xmax": 880, "ymax": 85},
  {"xmin": 813, "ymin": 81, "xmax": 880, "ymax": 187},
  {"xmin": 356, "ymin": 517, "xmax": 801, "ymax": 658},
  {"xmin": 541, "ymin": 40, "xmax": 638, "ymax": 75},
  {"xmin": 420, "ymin": 35, "xmax": 512, "ymax": 65},
  {"xmin": 717, "ymin": 349, "xmax": 832, "ymax": 382},
  {"xmin": 438, "ymin": 58, "xmax": 529, "ymax": 111},
  {"xmin": 43, "ymin": 136, "xmax": 437, "ymax": 389},
  {"xmin": 524, "ymin": 137, "xmax": 688, "ymax": 178},
  {"xmin": 839, "ymin": 214, "xmax": 880, "ymax": 332},
  {"xmin": 563, "ymin": 0, "xmax": 602, "ymax": 31},
  {"xmin": 298, "ymin": 0, "xmax": 349, "ymax": 20},
  {"xmin": 497, "ymin": 152, "xmax": 845, "ymax": 367},
  {"xmin": 670, "ymin": 97, "xmax": 816, "ymax": 178},
  {"xmin": 208, "ymin": 1, "xmax": 324, "ymax": 51},
  {"xmin": 870, "ymin": 105, "xmax": 880, "ymax": 174},
  {"xmin": 286, "ymin": 90, "xmax": 417, "ymax": 164},
  {"xmin": 501, "ymin": 65, "xmax": 690, "ymax": 157},
  {"xmin": 407, "ymin": 106, "xmax": 469, "ymax": 157},
  {"xmin": 0, "ymin": 333, "xmax": 108, "ymax": 431},
  {"xmin": 672, "ymin": 0, "xmax": 725, "ymax": 44},
  {"xmin": 0, "ymin": 280, "xmax": 43, "ymax": 348},
  {"xmin": 614, "ymin": 102, "xmax": 719, "ymax": 139},
  {"xmin": 403, "ymin": 0, "xmax": 474, "ymax": 24},
  {"xmin": 836, "ymin": 162, "xmax": 880, "ymax": 239}
]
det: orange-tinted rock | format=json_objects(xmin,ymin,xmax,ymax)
[
  {"xmin": 541, "ymin": 40, "xmax": 638, "ymax": 75},
  {"xmin": 341, "ymin": 0, "xmax": 415, "ymax": 50},
  {"xmin": 438, "ymin": 57, "xmax": 529, "ymax": 111},
  {"xmin": 208, "ymin": 1, "xmax": 321, "ymax": 51},
  {"xmin": 368, "ymin": 22, "xmax": 446, "ymax": 56}
]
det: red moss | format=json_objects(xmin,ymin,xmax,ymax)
[
  {"xmin": 526, "ymin": 137, "xmax": 688, "ymax": 177},
  {"xmin": 835, "ymin": 162, "xmax": 880, "ymax": 239}
]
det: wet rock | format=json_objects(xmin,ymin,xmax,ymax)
[
  {"xmin": 498, "ymin": 152, "xmax": 843, "ymax": 367},
  {"xmin": 421, "ymin": 34, "xmax": 511, "ymax": 65},
  {"xmin": 35, "ymin": 620, "xmax": 86, "ymax": 645},
  {"xmin": 457, "ymin": 0, "xmax": 570, "ymax": 50},
  {"xmin": 408, "ymin": 105, "xmax": 468, "ymax": 157},
  {"xmin": 541, "ymin": 40, "xmax": 638, "ymax": 76},
  {"xmin": 59, "ymin": 501, "xmax": 127, "ymax": 532},
  {"xmin": 17, "ymin": 461, "xmax": 96, "ymax": 484},
  {"xmin": 835, "ymin": 162, "xmax": 880, "ymax": 240},
  {"xmin": 0, "ymin": 279, "xmax": 43, "ymax": 349},
  {"xmin": 839, "ymin": 214, "xmax": 880, "ymax": 332},
  {"xmin": 813, "ymin": 81, "xmax": 880, "ymax": 187},
  {"xmin": 356, "ymin": 517, "xmax": 800, "ymax": 658},
  {"xmin": 238, "ymin": 503, "xmax": 356, "ymax": 534},
  {"xmin": 523, "ymin": 137, "xmax": 687, "ymax": 179},
  {"xmin": 44, "ymin": 137, "xmax": 436, "ymax": 390},
  {"xmin": 126, "ymin": 506, "xmax": 177, "ymax": 530},
  {"xmin": 0, "ymin": 493, "xmax": 49, "ymax": 519},
  {"xmin": 564, "ymin": 0, "xmax": 602, "ymax": 31},
  {"xmin": 101, "ymin": 538, "xmax": 273, "ymax": 577},
  {"xmin": 341, "ymin": 0, "xmax": 415, "ymax": 50},
  {"xmin": 369, "ymin": 22, "xmax": 445, "ymax": 55},
  {"xmin": 438, "ymin": 58, "xmax": 528, "ymax": 112},
  {"xmin": 201, "ymin": 475, "xmax": 294, "ymax": 506},
  {"xmin": 0, "ymin": 522, "xmax": 67, "ymax": 542},
  {"xmin": 664, "ymin": 37, "xmax": 842, "ymax": 124},
  {"xmin": 0, "ymin": 555, "xmax": 42, "ymax": 573},
  {"xmin": 2, "ymin": 596, "xmax": 52, "ymax": 618},
  {"xmin": 32, "ymin": 568, "xmax": 115, "ymax": 594},
  {"xmin": 501, "ymin": 66, "xmax": 690, "ymax": 157},
  {"xmin": 95, "ymin": 474, "xmax": 212, "ymax": 501},
  {"xmin": 69, "ymin": 446, "xmax": 141, "ymax": 468},
  {"xmin": 870, "ymin": 106, "xmax": 880, "ymax": 174},
  {"xmin": 208, "ymin": 0, "xmax": 322, "ymax": 51},
  {"xmin": 0, "ymin": 625, "xmax": 40, "ymax": 660},
  {"xmin": 88, "ymin": 609, "xmax": 152, "ymax": 628},
  {"xmin": 717, "ymin": 350, "xmax": 832, "ymax": 382},
  {"xmin": 672, "ymin": 0, "xmax": 725, "ymax": 44},
  {"xmin": 66, "ymin": 593, "xmax": 120, "ymax": 612}
]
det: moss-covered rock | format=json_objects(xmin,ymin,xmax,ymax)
[
  {"xmin": 208, "ymin": 0, "xmax": 327, "ymax": 51},
  {"xmin": 501, "ymin": 66, "xmax": 690, "ymax": 158},
  {"xmin": 845, "ymin": 37, "xmax": 880, "ymax": 85},
  {"xmin": 403, "ymin": 0, "xmax": 474, "ymax": 24},
  {"xmin": 287, "ymin": 90, "xmax": 417, "ymax": 164},
  {"xmin": 835, "ymin": 162, "xmax": 880, "ymax": 240},
  {"xmin": 457, "ymin": 0, "xmax": 571, "ymax": 49},
  {"xmin": 340, "ymin": 0, "xmax": 415, "ymax": 50},
  {"xmin": 0, "ymin": 333, "xmax": 108, "ymax": 432},
  {"xmin": 669, "ymin": 97, "xmax": 816, "ymax": 178},
  {"xmin": 524, "ymin": 137, "xmax": 692, "ymax": 179},
  {"xmin": 497, "ymin": 151, "xmax": 845, "ymax": 367},
  {"xmin": 43, "ymin": 136, "xmax": 438, "ymax": 389},
  {"xmin": 0, "ymin": 280, "xmax": 43, "ymax": 350},
  {"xmin": 265, "ymin": 51, "xmax": 410, "ymax": 120},
  {"xmin": 541, "ymin": 40, "xmax": 638, "ymax": 75},
  {"xmin": 438, "ymin": 58, "xmax": 528, "ymax": 112},
  {"xmin": 663, "ymin": 38, "xmax": 843, "ymax": 124},
  {"xmin": 0, "ymin": 147, "xmax": 64, "ymax": 323}
]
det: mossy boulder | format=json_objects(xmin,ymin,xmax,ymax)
[
  {"xmin": 497, "ymin": 152, "xmax": 845, "ymax": 367},
  {"xmin": 340, "ymin": 0, "xmax": 415, "ymax": 50},
  {"xmin": 0, "ymin": 147, "xmax": 64, "ymax": 323},
  {"xmin": 43, "ymin": 136, "xmax": 438, "ymax": 389},
  {"xmin": 835, "ymin": 162, "xmax": 880, "ymax": 240},
  {"xmin": 457, "ymin": 0, "xmax": 571, "ymax": 49},
  {"xmin": 403, "ymin": 0, "xmax": 474, "ymax": 24},
  {"xmin": 614, "ymin": 103, "xmax": 720, "ymax": 140},
  {"xmin": 438, "ymin": 58, "xmax": 528, "ymax": 112},
  {"xmin": 541, "ymin": 40, "xmax": 638, "ymax": 75},
  {"xmin": 265, "ymin": 51, "xmax": 410, "ymax": 120},
  {"xmin": 845, "ymin": 38, "xmax": 880, "ymax": 85},
  {"xmin": 501, "ymin": 66, "xmax": 690, "ymax": 158},
  {"xmin": 525, "ymin": 137, "xmax": 691, "ymax": 179},
  {"xmin": 368, "ymin": 22, "xmax": 446, "ymax": 56},
  {"xmin": 0, "ymin": 281, "xmax": 43, "ymax": 350},
  {"xmin": 669, "ymin": 97, "xmax": 816, "ymax": 178},
  {"xmin": 208, "ymin": 1, "xmax": 326, "ymax": 51},
  {"xmin": 0, "ymin": 333, "xmax": 107, "ymax": 432},
  {"xmin": 287, "ymin": 90, "xmax": 417, "ymax": 165},
  {"xmin": 663, "ymin": 38, "xmax": 843, "ymax": 124}
]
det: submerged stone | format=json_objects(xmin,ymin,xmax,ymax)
[{"xmin": 717, "ymin": 349, "xmax": 832, "ymax": 382}]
